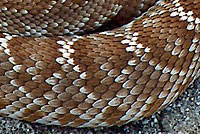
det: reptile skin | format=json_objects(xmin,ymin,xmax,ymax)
[{"xmin": 0, "ymin": 0, "xmax": 199, "ymax": 128}]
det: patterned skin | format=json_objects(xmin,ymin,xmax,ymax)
[{"xmin": 0, "ymin": 0, "xmax": 199, "ymax": 128}]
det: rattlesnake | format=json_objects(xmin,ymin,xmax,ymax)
[{"xmin": 0, "ymin": 0, "xmax": 199, "ymax": 128}]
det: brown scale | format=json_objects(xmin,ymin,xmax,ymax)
[
  {"xmin": 0, "ymin": 0, "xmax": 157, "ymax": 36},
  {"xmin": 0, "ymin": 0, "xmax": 199, "ymax": 128}
]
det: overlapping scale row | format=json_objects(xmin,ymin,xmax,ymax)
[
  {"xmin": 0, "ymin": 0, "xmax": 199, "ymax": 128},
  {"xmin": 0, "ymin": 0, "xmax": 157, "ymax": 37}
]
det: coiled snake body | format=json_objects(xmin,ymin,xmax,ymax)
[{"xmin": 0, "ymin": 0, "xmax": 199, "ymax": 128}]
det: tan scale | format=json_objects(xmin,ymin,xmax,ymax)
[{"xmin": 0, "ymin": 0, "xmax": 199, "ymax": 128}]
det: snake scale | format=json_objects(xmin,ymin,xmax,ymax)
[{"xmin": 0, "ymin": 0, "xmax": 199, "ymax": 128}]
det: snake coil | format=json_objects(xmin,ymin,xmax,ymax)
[{"xmin": 0, "ymin": 0, "xmax": 199, "ymax": 128}]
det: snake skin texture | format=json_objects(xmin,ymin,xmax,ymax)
[{"xmin": 0, "ymin": 0, "xmax": 199, "ymax": 128}]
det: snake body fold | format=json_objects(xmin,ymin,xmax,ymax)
[{"xmin": 0, "ymin": 0, "xmax": 199, "ymax": 127}]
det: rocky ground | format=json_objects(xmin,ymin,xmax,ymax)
[{"xmin": 0, "ymin": 78, "xmax": 200, "ymax": 134}]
